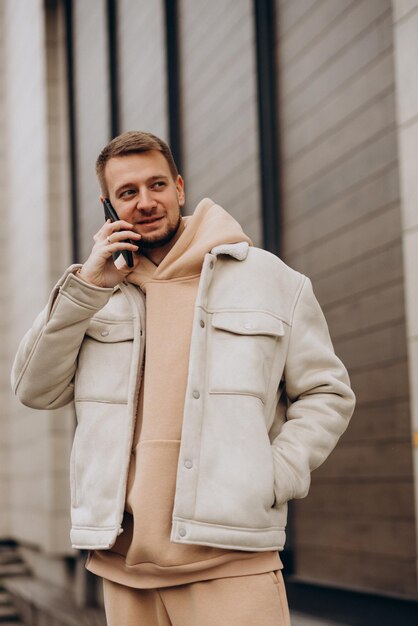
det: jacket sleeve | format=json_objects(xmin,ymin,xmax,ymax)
[
  {"xmin": 271, "ymin": 276, "xmax": 356, "ymax": 504},
  {"xmin": 11, "ymin": 266, "xmax": 114, "ymax": 410}
]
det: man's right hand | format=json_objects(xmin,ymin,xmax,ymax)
[{"xmin": 77, "ymin": 219, "xmax": 141, "ymax": 288}]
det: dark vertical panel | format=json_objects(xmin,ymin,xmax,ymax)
[
  {"xmin": 164, "ymin": 0, "xmax": 183, "ymax": 174},
  {"xmin": 63, "ymin": 0, "xmax": 79, "ymax": 263},
  {"xmin": 254, "ymin": 0, "xmax": 291, "ymax": 571},
  {"xmin": 107, "ymin": 0, "xmax": 119, "ymax": 138},
  {"xmin": 254, "ymin": 0, "xmax": 281, "ymax": 255}
]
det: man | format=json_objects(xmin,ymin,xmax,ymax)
[{"xmin": 11, "ymin": 131, "xmax": 355, "ymax": 626}]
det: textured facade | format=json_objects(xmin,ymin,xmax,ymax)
[
  {"xmin": 277, "ymin": 0, "xmax": 416, "ymax": 597},
  {"xmin": 1, "ymin": 0, "xmax": 74, "ymax": 567},
  {"xmin": 392, "ymin": 0, "xmax": 418, "ymax": 597},
  {"xmin": 179, "ymin": 0, "xmax": 262, "ymax": 244}
]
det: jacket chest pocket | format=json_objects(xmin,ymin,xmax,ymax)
[
  {"xmin": 75, "ymin": 319, "xmax": 135, "ymax": 403},
  {"xmin": 208, "ymin": 311, "xmax": 285, "ymax": 403}
]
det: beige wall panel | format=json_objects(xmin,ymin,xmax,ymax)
[
  {"xmin": 0, "ymin": 0, "xmax": 10, "ymax": 537},
  {"xmin": 343, "ymin": 398, "xmax": 410, "ymax": 442},
  {"xmin": 285, "ymin": 91, "xmax": 396, "ymax": 193},
  {"xmin": 280, "ymin": 12, "xmax": 393, "ymax": 127},
  {"xmin": 350, "ymin": 360, "xmax": 409, "ymax": 405},
  {"xmin": 118, "ymin": 0, "xmax": 167, "ymax": 138},
  {"xmin": 285, "ymin": 51, "xmax": 394, "ymax": 161},
  {"xmin": 313, "ymin": 242, "xmax": 403, "ymax": 307},
  {"xmin": 1, "ymin": 0, "xmax": 74, "ymax": 556},
  {"xmin": 314, "ymin": 441, "xmax": 413, "ymax": 480},
  {"xmin": 73, "ymin": 0, "xmax": 110, "ymax": 262},
  {"xmin": 283, "ymin": 130, "xmax": 397, "ymax": 229},
  {"xmin": 392, "ymin": 6, "xmax": 418, "ymax": 126},
  {"xmin": 397, "ymin": 120, "xmax": 418, "ymax": 232},
  {"xmin": 277, "ymin": 0, "xmax": 414, "ymax": 594},
  {"xmin": 393, "ymin": 0, "xmax": 418, "ymax": 21},
  {"xmin": 410, "ymin": 338, "xmax": 418, "ymax": 431},
  {"xmin": 184, "ymin": 89, "xmax": 256, "ymax": 172},
  {"xmin": 277, "ymin": 0, "xmax": 319, "ymax": 36},
  {"xmin": 325, "ymin": 281, "xmax": 405, "ymax": 339},
  {"xmin": 392, "ymin": 4, "xmax": 418, "ymax": 589},
  {"xmin": 4, "ymin": 0, "xmax": 49, "ymax": 314},
  {"xmin": 285, "ymin": 165, "xmax": 398, "ymax": 260},
  {"xmin": 285, "ymin": 203, "xmax": 401, "ymax": 277},
  {"xmin": 300, "ymin": 480, "xmax": 415, "ymax": 520},
  {"xmin": 334, "ymin": 320, "xmax": 407, "ymax": 371},
  {"xmin": 2, "ymin": 0, "xmax": 73, "ymax": 554},
  {"xmin": 179, "ymin": 0, "xmax": 262, "ymax": 245},
  {"xmin": 44, "ymin": 1, "xmax": 72, "ymax": 284},
  {"xmin": 281, "ymin": 0, "xmax": 389, "ymax": 99},
  {"xmin": 295, "ymin": 548, "xmax": 416, "ymax": 598},
  {"xmin": 279, "ymin": 0, "xmax": 355, "ymax": 66},
  {"xmin": 294, "ymin": 516, "xmax": 415, "ymax": 559}
]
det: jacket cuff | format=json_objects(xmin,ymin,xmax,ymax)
[
  {"xmin": 57, "ymin": 266, "xmax": 115, "ymax": 312},
  {"xmin": 271, "ymin": 447, "xmax": 303, "ymax": 504}
]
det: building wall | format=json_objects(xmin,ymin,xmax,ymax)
[
  {"xmin": 276, "ymin": 0, "xmax": 417, "ymax": 597},
  {"xmin": 0, "ymin": 0, "xmax": 11, "ymax": 540},
  {"xmin": 392, "ymin": 0, "xmax": 418, "ymax": 596},
  {"xmin": 73, "ymin": 0, "xmax": 110, "ymax": 262},
  {"xmin": 179, "ymin": 0, "xmax": 262, "ymax": 245},
  {"xmin": 3, "ymin": 0, "xmax": 74, "ymax": 562},
  {"xmin": 117, "ymin": 0, "xmax": 168, "ymax": 138}
]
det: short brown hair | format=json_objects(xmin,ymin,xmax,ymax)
[{"xmin": 96, "ymin": 130, "xmax": 179, "ymax": 196}]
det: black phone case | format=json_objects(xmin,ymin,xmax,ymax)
[{"xmin": 103, "ymin": 198, "xmax": 134, "ymax": 268}]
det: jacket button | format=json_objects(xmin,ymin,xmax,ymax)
[
  {"xmin": 100, "ymin": 330, "xmax": 110, "ymax": 337},
  {"xmin": 209, "ymin": 261, "xmax": 214, "ymax": 269},
  {"xmin": 179, "ymin": 528, "xmax": 186, "ymax": 537},
  {"xmin": 184, "ymin": 459, "xmax": 193, "ymax": 469},
  {"xmin": 200, "ymin": 320, "xmax": 205, "ymax": 328},
  {"xmin": 192, "ymin": 390, "xmax": 200, "ymax": 399}
]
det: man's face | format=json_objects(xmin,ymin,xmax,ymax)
[{"xmin": 102, "ymin": 150, "xmax": 185, "ymax": 249}]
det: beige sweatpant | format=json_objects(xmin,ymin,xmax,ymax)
[{"xmin": 102, "ymin": 569, "xmax": 291, "ymax": 626}]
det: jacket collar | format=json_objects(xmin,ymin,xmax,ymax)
[
  {"xmin": 120, "ymin": 242, "xmax": 250, "ymax": 292},
  {"xmin": 210, "ymin": 241, "xmax": 250, "ymax": 261}
]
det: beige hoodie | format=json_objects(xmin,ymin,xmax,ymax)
[{"xmin": 85, "ymin": 199, "xmax": 282, "ymax": 588}]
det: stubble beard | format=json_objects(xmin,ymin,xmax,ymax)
[{"xmin": 136, "ymin": 209, "xmax": 182, "ymax": 250}]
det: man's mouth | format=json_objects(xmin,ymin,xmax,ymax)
[{"xmin": 138, "ymin": 216, "xmax": 163, "ymax": 225}]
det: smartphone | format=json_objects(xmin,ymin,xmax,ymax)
[{"xmin": 103, "ymin": 198, "xmax": 135, "ymax": 268}]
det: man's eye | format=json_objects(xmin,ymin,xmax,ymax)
[
  {"xmin": 153, "ymin": 181, "xmax": 166, "ymax": 189},
  {"xmin": 121, "ymin": 189, "xmax": 135, "ymax": 197}
]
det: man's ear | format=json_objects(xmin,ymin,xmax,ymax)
[
  {"xmin": 99, "ymin": 194, "xmax": 104, "ymax": 204},
  {"xmin": 176, "ymin": 175, "xmax": 185, "ymax": 207}
]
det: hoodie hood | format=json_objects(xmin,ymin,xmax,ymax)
[{"xmin": 127, "ymin": 197, "xmax": 253, "ymax": 290}]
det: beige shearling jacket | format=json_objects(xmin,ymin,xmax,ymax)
[{"xmin": 11, "ymin": 242, "xmax": 355, "ymax": 552}]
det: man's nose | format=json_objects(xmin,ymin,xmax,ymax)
[{"xmin": 136, "ymin": 189, "xmax": 157, "ymax": 210}]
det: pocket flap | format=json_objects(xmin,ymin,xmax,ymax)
[
  {"xmin": 85, "ymin": 318, "xmax": 134, "ymax": 342},
  {"xmin": 211, "ymin": 311, "xmax": 284, "ymax": 337}
]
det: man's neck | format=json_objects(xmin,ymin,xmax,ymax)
[{"xmin": 140, "ymin": 219, "xmax": 186, "ymax": 266}]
